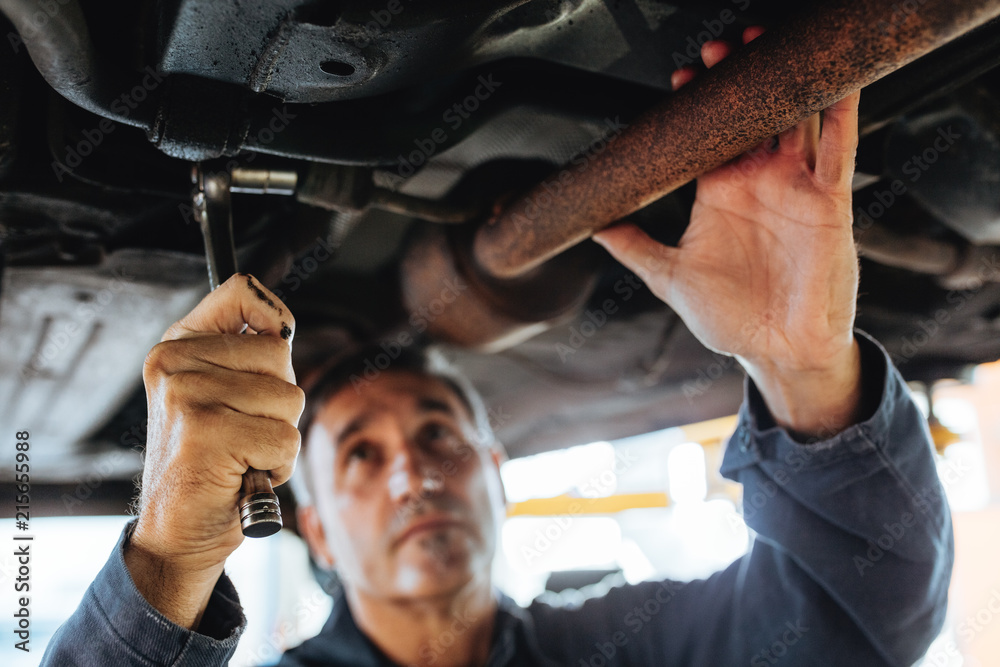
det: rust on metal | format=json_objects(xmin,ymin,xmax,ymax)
[{"xmin": 473, "ymin": 0, "xmax": 1000, "ymax": 279}]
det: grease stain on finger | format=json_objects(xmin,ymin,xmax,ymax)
[
  {"xmin": 245, "ymin": 275, "xmax": 283, "ymax": 315},
  {"xmin": 280, "ymin": 322, "xmax": 292, "ymax": 340}
]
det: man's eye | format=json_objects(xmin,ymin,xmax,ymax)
[
  {"xmin": 425, "ymin": 423, "xmax": 449, "ymax": 439},
  {"xmin": 421, "ymin": 422, "xmax": 459, "ymax": 443},
  {"xmin": 347, "ymin": 442, "xmax": 373, "ymax": 461}
]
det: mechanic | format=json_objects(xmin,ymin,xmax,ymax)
[{"xmin": 41, "ymin": 31, "xmax": 953, "ymax": 667}]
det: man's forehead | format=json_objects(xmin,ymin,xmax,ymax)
[{"xmin": 317, "ymin": 371, "xmax": 473, "ymax": 440}]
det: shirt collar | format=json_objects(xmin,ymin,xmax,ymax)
[{"xmin": 288, "ymin": 588, "xmax": 548, "ymax": 667}]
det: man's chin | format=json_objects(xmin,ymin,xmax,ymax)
[{"xmin": 391, "ymin": 531, "xmax": 484, "ymax": 596}]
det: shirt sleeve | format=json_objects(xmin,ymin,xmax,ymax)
[
  {"xmin": 40, "ymin": 520, "xmax": 247, "ymax": 667},
  {"xmin": 526, "ymin": 330, "xmax": 954, "ymax": 667}
]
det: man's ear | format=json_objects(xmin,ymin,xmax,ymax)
[
  {"xmin": 297, "ymin": 505, "xmax": 336, "ymax": 569},
  {"xmin": 489, "ymin": 445, "xmax": 508, "ymax": 507}
]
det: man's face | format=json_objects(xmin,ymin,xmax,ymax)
[{"xmin": 302, "ymin": 371, "xmax": 505, "ymax": 600}]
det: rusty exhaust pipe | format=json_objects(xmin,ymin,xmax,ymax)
[{"xmin": 473, "ymin": 0, "xmax": 1000, "ymax": 280}]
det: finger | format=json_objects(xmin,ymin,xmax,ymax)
[
  {"xmin": 231, "ymin": 414, "xmax": 300, "ymax": 487},
  {"xmin": 671, "ymin": 67, "xmax": 697, "ymax": 91},
  {"xmin": 168, "ymin": 370, "xmax": 305, "ymax": 426},
  {"xmin": 201, "ymin": 409, "xmax": 301, "ymax": 487},
  {"xmin": 743, "ymin": 26, "xmax": 766, "ymax": 44},
  {"xmin": 816, "ymin": 90, "xmax": 861, "ymax": 187},
  {"xmin": 701, "ymin": 40, "xmax": 733, "ymax": 69},
  {"xmin": 164, "ymin": 273, "xmax": 294, "ymax": 343},
  {"xmin": 778, "ymin": 113, "xmax": 821, "ymax": 169},
  {"xmin": 146, "ymin": 334, "xmax": 296, "ymax": 384},
  {"xmin": 592, "ymin": 223, "xmax": 678, "ymax": 303}
]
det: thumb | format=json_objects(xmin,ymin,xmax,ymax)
[
  {"xmin": 164, "ymin": 273, "xmax": 294, "ymax": 343},
  {"xmin": 592, "ymin": 223, "xmax": 678, "ymax": 303}
]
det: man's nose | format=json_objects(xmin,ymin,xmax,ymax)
[{"xmin": 387, "ymin": 446, "xmax": 443, "ymax": 503}]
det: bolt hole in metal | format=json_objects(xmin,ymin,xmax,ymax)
[{"xmin": 320, "ymin": 59, "xmax": 356, "ymax": 76}]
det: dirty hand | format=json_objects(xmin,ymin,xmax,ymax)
[
  {"xmin": 594, "ymin": 28, "xmax": 863, "ymax": 437},
  {"xmin": 125, "ymin": 274, "xmax": 304, "ymax": 629}
]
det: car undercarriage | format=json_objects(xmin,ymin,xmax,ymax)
[{"xmin": 2, "ymin": 0, "xmax": 1000, "ymax": 515}]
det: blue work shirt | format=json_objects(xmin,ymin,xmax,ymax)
[{"xmin": 40, "ymin": 332, "xmax": 954, "ymax": 666}]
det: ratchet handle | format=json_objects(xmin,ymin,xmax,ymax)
[{"xmin": 194, "ymin": 165, "xmax": 284, "ymax": 538}]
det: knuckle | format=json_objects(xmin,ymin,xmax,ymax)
[
  {"xmin": 143, "ymin": 341, "xmax": 173, "ymax": 378},
  {"xmin": 269, "ymin": 462, "xmax": 296, "ymax": 488},
  {"xmin": 251, "ymin": 420, "xmax": 300, "ymax": 470},
  {"xmin": 160, "ymin": 377, "xmax": 188, "ymax": 414},
  {"xmin": 274, "ymin": 380, "xmax": 306, "ymax": 414},
  {"xmin": 226, "ymin": 272, "xmax": 251, "ymax": 292},
  {"xmin": 180, "ymin": 409, "xmax": 240, "ymax": 463},
  {"xmin": 255, "ymin": 374, "xmax": 293, "ymax": 406},
  {"xmin": 169, "ymin": 370, "xmax": 211, "ymax": 403},
  {"xmin": 160, "ymin": 373, "xmax": 218, "ymax": 420},
  {"xmin": 291, "ymin": 384, "xmax": 306, "ymax": 418},
  {"xmin": 276, "ymin": 420, "xmax": 302, "ymax": 454},
  {"xmin": 144, "ymin": 339, "xmax": 196, "ymax": 378}
]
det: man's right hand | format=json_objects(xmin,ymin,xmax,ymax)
[
  {"xmin": 124, "ymin": 274, "xmax": 304, "ymax": 630},
  {"xmin": 594, "ymin": 28, "xmax": 863, "ymax": 438}
]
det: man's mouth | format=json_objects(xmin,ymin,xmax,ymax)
[{"xmin": 396, "ymin": 516, "xmax": 464, "ymax": 545}]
